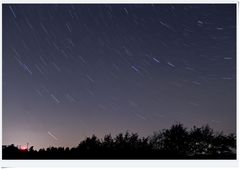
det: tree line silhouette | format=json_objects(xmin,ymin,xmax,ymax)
[{"xmin": 3, "ymin": 123, "xmax": 236, "ymax": 159}]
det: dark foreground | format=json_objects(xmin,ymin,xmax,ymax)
[{"xmin": 3, "ymin": 124, "xmax": 236, "ymax": 159}]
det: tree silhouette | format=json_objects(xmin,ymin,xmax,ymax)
[
  {"xmin": 2, "ymin": 123, "xmax": 236, "ymax": 159},
  {"xmin": 162, "ymin": 123, "xmax": 189, "ymax": 157}
]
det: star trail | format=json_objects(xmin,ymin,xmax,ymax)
[{"xmin": 3, "ymin": 4, "xmax": 236, "ymax": 149}]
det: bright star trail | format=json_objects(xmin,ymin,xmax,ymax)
[
  {"xmin": 3, "ymin": 4, "xmax": 236, "ymax": 150},
  {"xmin": 47, "ymin": 131, "xmax": 58, "ymax": 141}
]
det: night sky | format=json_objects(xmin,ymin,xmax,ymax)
[{"xmin": 3, "ymin": 4, "xmax": 236, "ymax": 150}]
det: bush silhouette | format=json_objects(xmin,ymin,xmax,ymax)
[{"xmin": 2, "ymin": 123, "xmax": 236, "ymax": 159}]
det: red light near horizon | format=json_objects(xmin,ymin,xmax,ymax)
[{"xmin": 20, "ymin": 146, "xmax": 27, "ymax": 151}]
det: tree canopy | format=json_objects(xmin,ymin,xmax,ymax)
[{"xmin": 3, "ymin": 123, "xmax": 236, "ymax": 159}]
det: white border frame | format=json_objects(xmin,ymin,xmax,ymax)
[
  {"xmin": 0, "ymin": 160, "xmax": 239, "ymax": 167},
  {"xmin": 0, "ymin": 0, "xmax": 239, "ymax": 168}
]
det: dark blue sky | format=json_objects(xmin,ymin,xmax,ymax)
[{"xmin": 3, "ymin": 4, "xmax": 236, "ymax": 149}]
